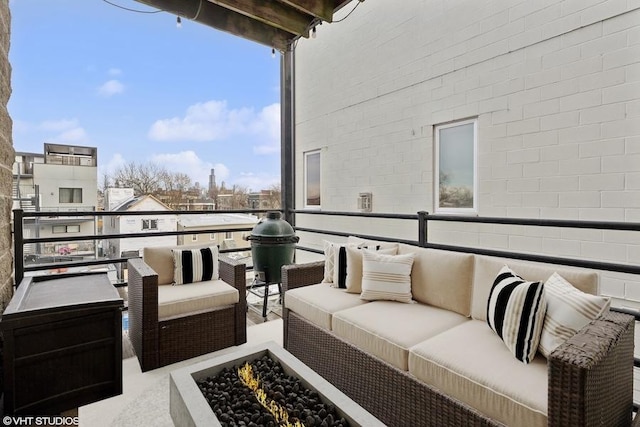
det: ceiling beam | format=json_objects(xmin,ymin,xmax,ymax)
[
  {"xmin": 136, "ymin": 0, "xmax": 292, "ymax": 50},
  {"xmin": 279, "ymin": 0, "xmax": 334, "ymax": 22},
  {"xmin": 208, "ymin": 0, "xmax": 311, "ymax": 38}
]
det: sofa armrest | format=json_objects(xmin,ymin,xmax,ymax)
[
  {"xmin": 548, "ymin": 310, "xmax": 635, "ymax": 427},
  {"xmin": 127, "ymin": 257, "xmax": 160, "ymax": 370},
  {"xmin": 282, "ymin": 261, "xmax": 325, "ymax": 292}
]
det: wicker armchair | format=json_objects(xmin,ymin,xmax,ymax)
[{"xmin": 127, "ymin": 250, "xmax": 247, "ymax": 372}]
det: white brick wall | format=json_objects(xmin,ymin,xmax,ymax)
[{"xmin": 294, "ymin": 0, "xmax": 640, "ymax": 304}]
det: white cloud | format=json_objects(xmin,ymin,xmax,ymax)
[
  {"xmin": 150, "ymin": 151, "xmax": 229, "ymax": 188},
  {"xmin": 39, "ymin": 118, "xmax": 79, "ymax": 132},
  {"xmin": 35, "ymin": 118, "xmax": 88, "ymax": 143},
  {"xmin": 251, "ymin": 103, "xmax": 280, "ymax": 155},
  {"xmin": 97, "ymin": 153, "xmax": 126, "ymax": 185},
  {"xmin": 148, "ymin": 101, "xmax": 280, "ymax": 155},
  {"xmin": 235, "ymin": 172, "xmax": 280, "ymax": 192},
  {"xmin": 54, "ymin": 127, "xmax": 88, "ymax": 143},
  {"xmin": 97, "ymin": 79, "xmax": 124, "ymax": 97},
  {"xmin": 108, "ymin": 68, "xmax": 122, "ymax": 76}
]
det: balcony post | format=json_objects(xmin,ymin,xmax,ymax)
[
  {"xmin": 13, "ymin": 209, "xmax": 24, "ymax": 286},
  {"xmin": 281, "ymin": 44, "xmax": 295, "ymax": 228},
  {"xmin": 418, "ymin": 211, "xmax": 428, "ymax": 247}
]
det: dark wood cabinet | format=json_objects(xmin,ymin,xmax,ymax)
[{"xmin": 1, "ymin": 273, "xmax": 123, "ymax": 415}]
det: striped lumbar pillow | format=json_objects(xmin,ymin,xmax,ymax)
[
  {"xmin": 487, "ymin": 266, "xmax": 546, "ymax": 364},
  {"xmin": 538, "ymin": 272, "xmax": 610, "ymax": 358},
  {"xmin": 172, "ymin": 246, "xmax": 219, "ymax": 285},
  {"xmin": 342, "ymin": 245, "xmax": 398, "ymax": 293},
  {"xmin": 360, "ymin": 251, "xmax": 414, "ymax": 303}
]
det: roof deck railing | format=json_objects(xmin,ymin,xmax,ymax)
[
  {"xmin": 293, "ymin": 208, "xmax": 640, "ymax": 411},
  {"xmin": 12, "ymin": 208, "xmax": 272, "ymax": 285},
  {"xmin": 11, "ymin": 207, "xmax": 640, "ymax": 410}
]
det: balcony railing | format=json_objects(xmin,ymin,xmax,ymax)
[{"xmin": 11, "ymin": 207, "xmax": 640, "ymax": 410}]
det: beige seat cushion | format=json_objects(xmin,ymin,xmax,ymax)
[
  {"xmin": 409, "ymin": 320, "xmax": 547, "ymax": 427},
  {"xmin": 284, "ymin": 284, "xmax": 369, "ymax": 330},
  {"xmin": 397, "ymin": 244, "xmax": 474, "ymax": 316},
  {"xmin": 157, "ymin": 280, "xmax": 239, "ymax": 320},
  {"xmin": 332, "ymin": 301, "xmax": 468, "ymax": 371},
  {"xmin": 471, "ymin": 255, "xmax": 599, "ymax": 321}
]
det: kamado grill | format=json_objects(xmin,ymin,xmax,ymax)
[{"xmin": 245, "ymin": 211, "xmax": 299, "ymax": 319}]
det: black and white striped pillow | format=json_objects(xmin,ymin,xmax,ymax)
[
  {"xmin": 487, "ymin": 266, "xmax": 546, "ymax": 364},
  {"xmin": 172, "ymin": 246, "xmax": 219, "ymax": 285}
]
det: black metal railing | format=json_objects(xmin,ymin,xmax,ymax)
[
  {"xmin": 293, "ymin": 208, "xmax": 640, "ymax": 410},
  {"xmin": 12, "ymin": 208, "xmax": 274, "ymax": 285}
]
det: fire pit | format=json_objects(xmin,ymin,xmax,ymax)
[{"xmin": 170, "ymin": 342, "xmax": 383, "ymax": 427}]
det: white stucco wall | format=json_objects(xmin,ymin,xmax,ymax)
[
  {"xmin": 33, "ymin": 163, "xmax": 97, "ymax": 209},
  {"xmin": 294, "ymin": 0, "xmax": 640, "ymax": 304}
]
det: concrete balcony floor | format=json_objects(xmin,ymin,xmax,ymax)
[{"xmin": 79, "ymin": 319, "xmax": 283, "ymax": 426}]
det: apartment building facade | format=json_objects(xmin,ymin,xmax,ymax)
[
  {"xmin": 13, "ymin": 143, "xmax": 98, "ymax": 258},
  {"xmin": 293, "ymin": 0, "xmax": 640, "ymax": 305}
]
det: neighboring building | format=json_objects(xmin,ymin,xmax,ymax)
[
  {"xmin": 248, "ymin": 189, "xmax": 280, "ymax": 210},
  {"xmin": 103, "ymin": 189, "xmax": 177, "ymax": 261},
  {"xmin": 176, "ymin": 213, "xmax": 258, "ymax": 254},
  {"xmin": 293, "ymin": 1, "xmax": 640, "ymax": 305},
  {"xmin": 12, "ymin": 143, "xmax": 98, "ymax": 258}
]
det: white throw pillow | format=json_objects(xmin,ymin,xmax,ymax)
[
  {"xmin": 360, "ymin": 251, "xmax": 414, "ymax": 303},
  {"xmin": 538, "ymin": 272, "xmax": 610, "ymax": 358},
  {"xmin": 172, "ymin": 246, "xmax": 219, "ymax": 285},
  {"xmin": 322, "ymin": 237, "xmax": 367, "ymax": 284},
  {"xmin": 486, "ymin": 266, "xmax": 546, "ymax": 364},
  {"xmin": 343, "ymin": 245, "xmax": 398, "ymax": 293}
]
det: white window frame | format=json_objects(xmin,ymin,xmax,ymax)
[
  {"xmin": 304, "ymin": 150, "xmax": 321, "ymax": 209},
  {"xmin": 142, "ymin": 219, "xmax": 158, "ymax": 230},
  {"xmin": 210, "ymin": 233, "xmax": 217, "ymax": 241},
  {"xmin": 434, "ymin": 118, "xmax": 478, "ymax": 214},
  {"xmin": 225, "ymin": 231, "xmax": 233, "ymax": 240},
  {"xmin": 52, "ymin": 224, "xmax": 80, "ymax": 233},
  {"xmin": 59, "ymin": 187, "xmax": 83, "ymax": 204},
  {"xmin": 191, "ymin": 234, "xmax": 198, "ymax": 242}
]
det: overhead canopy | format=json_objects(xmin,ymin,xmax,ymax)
[{"xmin": 135, "ymin": 0, "xmax": 358, "ymax": 51}]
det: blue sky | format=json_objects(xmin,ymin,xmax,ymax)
[{"xmin": 9, "ymin": 0, "xmax": 281, "ymax": 191}]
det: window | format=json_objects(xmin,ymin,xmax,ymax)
[
  {"xmin": 434, "ymin": 119, "xmax": 477, "ymax": 213},
  {"xmin": 59, "ymin": 188, "xmax": 82, "ymax": 203},
  {"xmin": 52, "ymin": 225, "xmax": 80, "ymax": 233},
  {"xmin": 142, "ymin": 219, "xmax": 158, "ymax": 230},
  {"xmin": 304, "ymin": 150, "xmax": 321, "ymax": 208},
  {"xmin": 210, "ymin": 233, "xmax": 217, "ymax": 241},
  {"xmin": 191, "ymin": 234, "xmax": 198, "ymax": 242},
  {"xmin": 225, "ymin": 232, "xmax": 233, "ymax": 239}
]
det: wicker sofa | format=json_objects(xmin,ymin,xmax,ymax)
[
  {"xmin": 127, "ymin": 245, "xmax": 247, "ymax": 372},
  {"xmin": 282, "ymin": 243, "xmax": 635, "ymax": 427}
]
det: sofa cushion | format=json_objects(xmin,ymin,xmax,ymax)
[
  {"xmin": 398, "ymin": 244, "xmax": 474, "ymax": 316},
  {"xmin": 538, "ymin": 272, "xmax": 610, "ymax": 358},
  {"xmin": 360, "ymin": 251, "xmax": 415, "ymax": 303},
  {"xmin": 487, "ymin": 266, "xmax": 546, "ymax": 363},
  {"xmin": 471, "ymin": 255, "xmax": 599, "ymax": 321},
  {"xmin": 172, "ymin": 246, "xmax": 219, "ymax": 285},
  {"xmin": 157, "ymin": 279, "xmax": 239, "ymax": 320},
  {"xmin": 284, "ymin": 284, "xmax": 368, "ymax": 330},
  {"xmin": 332, "ymin": 301, "xmax": 468, "ymax": 371},
  {"xmin": 409, "ymin": 320, "xmax": 547, "ymax": 427}
]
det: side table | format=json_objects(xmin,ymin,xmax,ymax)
[{"xmin": 1, "ymin": 272, "xmax": 123, "ymax": 415}]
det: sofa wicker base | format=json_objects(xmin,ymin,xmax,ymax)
[{"xmin": 285, "ymin": 310, "xmax": 504, "ymax": 427}]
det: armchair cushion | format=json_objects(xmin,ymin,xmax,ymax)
[
  {"xmin": 172, "ymin": 246, "xmax": 219, "ymax": 285},
  {"xmin": 157, "ymin": 279, "xmax": 239, "ymax": 319}
]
